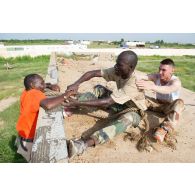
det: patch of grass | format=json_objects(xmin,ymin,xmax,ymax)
[
  {"xmin": 0, "ymin": 101, "xmax": 26, "ymax": 163},
  {"xmin": 137, "ymin": 55, "xmax": 195, "ymax": 91},
  {"xmin": 0, "ymin": 55, "xmax": 49, "ymax": 100},
  {"xmin": 146, "ymin": 42, "xmax": 195, "ymax": 49},
  {"xmin": 0, "ymin": 39, "xmax": 65, "ymax": 45}
]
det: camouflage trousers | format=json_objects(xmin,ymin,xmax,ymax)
[
  {"xmin": 91, "ymin": 111, "xmax": 141, "ymax": 144},
  {"xmin": 145, "ymin": 97, "xmax": 184, "ymax": 129},
  {"xmin": 78, "ymin": 85, "xmax": 141, "ymax": 145}
]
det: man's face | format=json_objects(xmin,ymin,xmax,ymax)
[
  {"xmin": 114, "ymin": 58, "xmax": 134, "ymax": 79},
  {"xmin": 159, "ymin": 64, "xmax": 174, "ymax": 81},
  {"xmin": 32, "ymin": 76, "xmax": 45, "ymax": 92}
]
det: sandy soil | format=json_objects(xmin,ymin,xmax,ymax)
[{"xmin": 57, "ymin": 56, "xmax": 195, "ymax": 163}]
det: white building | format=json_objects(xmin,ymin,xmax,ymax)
[
  {"xmin": 66, "ymin": 40, "xmax": 74, "ymax": 44},
  {"xmin": 80, "ymin": 40, "xmax": 91, "ymax": 45},
  {"xmin": 125, "ymin": 41, "xmax": 145, "ymax": 47}
]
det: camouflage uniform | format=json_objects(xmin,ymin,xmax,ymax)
[{"xmin": 78, "ymin": 68, "xmax": 147, "ymax": 145}]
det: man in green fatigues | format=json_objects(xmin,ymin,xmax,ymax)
[{"xmin": 64, "ymin": 50, "xmax": 147, "ymax": 158}]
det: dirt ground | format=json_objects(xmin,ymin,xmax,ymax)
[
  {"xmin": 0, "ymin": 97, "xmax": 18, "ymax": 112},
  {"xmin": 57, "ymin": 55, "xmax": 195, "ymax": 163}
]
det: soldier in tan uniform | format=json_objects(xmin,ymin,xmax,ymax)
[
  {"xmin": 64, "ymin": 50, "xmax": 147, "ymax": 158},
  {"xmin": 136, "ymin": 58, "xmax": 184, "ymax": 142}
]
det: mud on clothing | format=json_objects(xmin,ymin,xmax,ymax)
[{"xmin": 79, "ymin": 67, "xmax": 146, "ymax": 145}]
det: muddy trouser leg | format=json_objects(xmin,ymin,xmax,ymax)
[
  {"xmin": 77, "ymin": 85, "xmax": 110, "ymax": 102},
  {"xmin": 93, "ymin": 84, "xmax": 112, "ymax": 98},
  {"xmin": 162, "ymin": 99, "xmax": 184, "ymax": 129},
  {"xmin": 146, "ymin": 97, "xmax": 184, "ymax": 130},
  {"xmin": 90, "ymin": 111, "xmax": 141, "ymax": 145},
  {"xmin": 145, "ymin": 97, "xmax": 163, "ymax": 112}
]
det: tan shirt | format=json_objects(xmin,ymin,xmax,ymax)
[{"xmin": 101, "ymin": 68, "xmax": 147, "ymax": 111}]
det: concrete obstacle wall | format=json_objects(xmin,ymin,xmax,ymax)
[{"xmin": 31, "ymin": 52, "xmax": 68, "ymax": 163}]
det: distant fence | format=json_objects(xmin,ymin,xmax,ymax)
[{"xmin": 31, "ymin": 52, "xmax": 68, "ymax": 163}]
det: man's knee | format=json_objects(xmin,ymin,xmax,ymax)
[
  {"xmin": 77, "ymin": 92, "xmax": 97, "ymax": 101},
  {"xmin": 91, "ymin": 126, "xmax": 117, "ymax": 145},
  {"xmin": 173, "ymin": 99, "xmax": 184, "ymax": 112},
  {"xmin": 94, "ymin": 85, "xmax": 111, "ymax": 98},
  {"xmin": 174, "ymin": 99, "xmax": 184, "ymax": 105},
  {"xmin": 119, "ymin": 111, "xmax": 141, "ymax": 127}
]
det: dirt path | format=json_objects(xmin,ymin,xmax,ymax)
[
  {"xmin": 58, "ymin": 57, "xmax": 195, "ymax": 163},
  {"xmin": 0, "ymin": 97, "xmax": 18, "ymax": 112}
]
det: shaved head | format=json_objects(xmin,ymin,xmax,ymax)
[
  {"xmin": 117, "ymin": 50, "xmax": 138, "ymax": 68},
  {"xmin": 24, "ymin": 74, "xmax": 44, "ymax": 91},
  {"xmin": 114, "ymin": 50, "xmax": 138, "ymax": 79}
]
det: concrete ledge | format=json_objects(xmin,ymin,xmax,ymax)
[{"xmin": 31, "ymin": 52, "xmax": 68, "ymax": 163}]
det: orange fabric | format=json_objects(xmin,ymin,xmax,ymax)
[{"xmin": 16, "ymin": 89, "xmax": 46, "ymax": 139}]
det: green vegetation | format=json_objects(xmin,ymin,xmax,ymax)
[
  {"xmin": 1, "ymin": 39, "xmax": 195, "ymax": 49},
  {"xmin": 0, "ymin": 55, "xmax": 49, "ymax": 100},
  {"xmin": 0, "ymin": 101, "xmax": 26, "ymax": 162},
  {"xmin": 137, "ymin": 55, "xmax": 195, "ymax": 91},
  {"xmin": 89, "ymin": 39, "xmax": 195, "ymax": 49},
  {"xmin": 90, "ymin": 41, "xmax": 195, "ymax": 49},
  {"xmin": 146, "ymin": 40, "xmax": 195, "ymax": 49},
  {"xmin": 0, "ymin": 55, "xmax": 49, "ymax": 163},
  {"xmin": 0, "ymin": 39, "xmax": 65, "ymax": 45}
]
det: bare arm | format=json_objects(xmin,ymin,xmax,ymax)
[
  {"xmin": 136, "ymin": 73, "xmax": 158, "ymax": 82},
  {"xmin": 66, "ymin": 70, "xmax": 101, "ymax": 94},
  {"xmin": 136, "ymin": 79, "xmax": 181, "ymax": 94},
  {"xmin": 40, "ymin": 91, "xmax": 70, "ymax": 110},
  {"xmin": 151, "ymin": 79, "xmax": 181, "ymax": 94},
  {"xmin": 63, "ymin": 97, "xmax": 115, "ymax": 108}
]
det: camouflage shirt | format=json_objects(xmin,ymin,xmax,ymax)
[{"xmin": 101, "ymin": 67, "xmax": 147, "ymax": 111}]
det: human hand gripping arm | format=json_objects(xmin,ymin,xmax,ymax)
[
  {"xmin": 40, "ymin": 90, "xmax": 71, "ymax": 110},
  {"xmin": 63, "ymin": 96, "xmax": 115, "ymax": 108},
  {"xmin": 45, "ymin": 83, "xmax": 60, "ymax": 92}
]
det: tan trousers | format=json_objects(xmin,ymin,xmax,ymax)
[{"xmin": 145, "ymin": 97, "xmax": 184, "ymax": 129}]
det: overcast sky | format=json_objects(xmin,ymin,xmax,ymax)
[{"xmin": 0, "ymin": 33, "xmax": 195, "ymax": 43}]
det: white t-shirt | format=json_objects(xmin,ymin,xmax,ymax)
[{"xmin": 155, "ymin": 75, "xmax": 180, "ymax": 102}]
